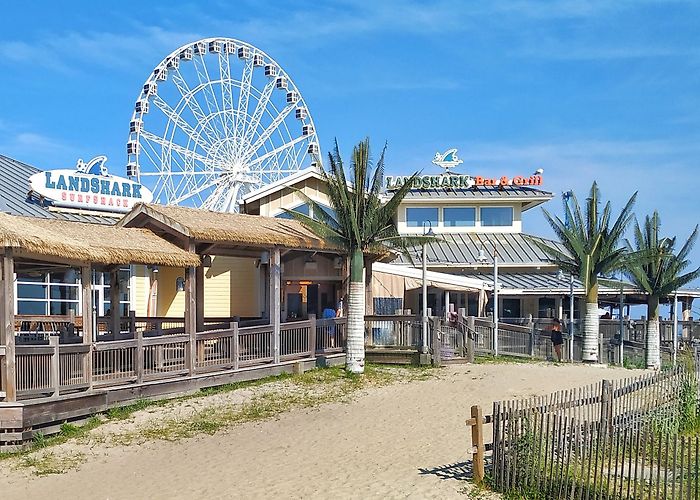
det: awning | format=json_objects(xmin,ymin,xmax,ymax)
[{"xmin": 372, "ymin": 263, "xmax": 490, "ymax": 298}]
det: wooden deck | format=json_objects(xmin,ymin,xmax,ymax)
[{"xmin": 0, "ymin": 317, "xmax": 348, "ymax": 451}]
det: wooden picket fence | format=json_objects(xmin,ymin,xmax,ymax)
[{"xmin": 469, "ymin": 366, "xmax": 700, "ymax": 498}]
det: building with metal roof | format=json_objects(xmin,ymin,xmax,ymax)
[{"xmin": 0, "ymin": 154, "xmax": 120, "ymax": 225}]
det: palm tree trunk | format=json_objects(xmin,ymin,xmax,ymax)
[
  {"xmin": 582, "ymin": 283, "xmax": 599, "ymax": 362},
  {"xmin": 583, "ymin": 302, "xmax": 600, "ymax": 362},
  {"xmin": 346, "ymin": 248, "xmax": 365, "ymax": 374},
  {"xmin": 645, "ymin": 295, "xmax": 661, "ymax": 370}
]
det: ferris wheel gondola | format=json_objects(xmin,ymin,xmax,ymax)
[{"xmin": 126, "ymin": 38, "xmax": 320, "ymax": 212}]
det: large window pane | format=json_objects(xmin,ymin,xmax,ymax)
[
  {"xmin": 18, "ymin": 300, "xmax": 47, "ymax": 315},
  {"xmin": 538, "ymin": 298, "xmax": 556, "ymax": 318},
  {"xmin": 275, "ymin": 203, "xmax": 310, "ymax": 219},
  {"xmin": 50, "ymin": 285, "xmax": 78, "ymax": 300},
  {"xmin": 481, "ymin": 207, "xmax": 513, "ymax": 226},
  {"xmin": 16, "ymin": 272, "xmax": 46, "ymax": 283},
  {"xmin": 406, "ymin": 207, "xmax": 438, "ymax": 228},
  {"xmin": 18, "ymin": 284, "xmax": 47, "ymax": 299},
  {"xmin": 444, "ymin": 207, "xmax": 476, "ymax": 227},
  {"xmin": 51, "ymin": 270, "xmax": 78, "ymax": 284},
  {"xmin": 502, "ymin": 298, "xmax": 521, "ymax": 318},
  {"xmin": 50, "ymin": 301, "xmax": 78, "ymax": 315}
]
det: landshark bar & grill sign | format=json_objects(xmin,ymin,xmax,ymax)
[{"xmin": 28, "ymin": 156, "xmax": 153, "ymax": 213}]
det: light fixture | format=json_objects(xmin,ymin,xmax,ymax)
[
  {"xmin": 176, "ymin": 276, "xmax": 185, "ymax": 292},
  {"xmin": 305, "ymin": 253, "xmax": 316, "ymax": 263},
  {"xmin": 148, "ymin": 264, "xmax": 159, "ymax": 274},
  {"xmin": 557, "ymin": 270, "xmax": 565, "ymax": 281},
  {"xmin": 202, "ymin": 255, "xmax": 212, "ymax": 267},
  {"xmin": 477, "ymin": 247, "xmax": 488, "ymax": 263}
]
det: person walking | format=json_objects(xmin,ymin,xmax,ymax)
[{"xmin": 551, "ymin": 318, "xmax": 564, "ymax": 362}]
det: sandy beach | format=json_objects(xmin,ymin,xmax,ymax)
[{"xmin": 0, "ymin": 362, "xmax": 638, "ymax": 499}]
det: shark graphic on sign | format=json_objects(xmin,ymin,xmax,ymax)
[{"xmin": 432, "ymin": 148, "xmax": 464, "ymax": 172}]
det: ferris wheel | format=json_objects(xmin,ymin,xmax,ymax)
[{"xmin": 126, "ymin": 38, "xmax": 320, "ymax": 212}]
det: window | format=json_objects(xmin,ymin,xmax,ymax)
[
  {"xmin": 16, "ymin": 270, "xmax": 80, "ymax": 316},
  {"xmin": 501, "ymin": 298, "xmax": 521, "ymax": 319},
  {"xmin": 275, "ymin": 203, "xmax": 310, "ymax": 219},
  {"xmin": 443, "ymin": 207, "xmax": 476, "ymax": 227},
  {"xmin": 94, "ymin": 269, "xmax": 132, "ymax": 316},
  {"xmin": 538, "ymin": 298, "xmax": 556, "ymax": 318},
  {"xmin": 480, "ymin": 207, "xmax": 513, "ymax": 227},
  {"xmin": 406, "ymin": 207, "xmax": 438, "ymax": 228}
]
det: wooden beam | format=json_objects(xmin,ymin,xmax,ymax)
[
  {"xmin": 81, "ymin": 265, "xmax": 93, "ymax": 391},
  {"xmin": 270, "ymin": 248, "xmax": 281, "ymax": 364},
  {"xmin": 2, "ymin": 250, "xmax": 16, "ymax": 401},
  {"xmin": 195, "ymin": 264, "xmax": 204, "ymax": 332},
  {"xmin": 185, "ymin": 241, "xmax": 197, "ymax": 374}
]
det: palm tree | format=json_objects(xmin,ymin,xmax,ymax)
[
  {"xmin": 625, "ymin": 212, "xmax": 700, "ymax": 369},
  {"xmin": 285, "ymin": 138, "xmax": 427, "ymax": 373},
  {"xmin": 531, "ymin": 182, "xmax": 637, "ymax": 362}
]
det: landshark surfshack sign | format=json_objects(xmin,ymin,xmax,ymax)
[
  {"xmin": 29, "ymin": 156, "xmax": 153, "ymax": 213},
  {"xmin": 385, "ymin": 148, "xmax": 544, "ymax": 191}
]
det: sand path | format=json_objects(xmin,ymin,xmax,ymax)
[{"xmin": 0, "ymin": 363, "xmax": 637, "ymax": 499}]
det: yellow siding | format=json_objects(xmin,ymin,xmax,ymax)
[
  {"xmin": 157, "ymin": 266, "xmax": 185, "ymax": 317},
  {"xmin": 148, "ymin": 258, "xmax": 262, "ymax": 319},
  {"xmin": 204, "ymin": 256, "xmax": 231, "ymax": 317},
  {"xmin": 205, "ymin": 256, "xmax": 261, "ymax": 318},
  {"xmin": 132, "ymin": 265, "xmax": 149, "ymax": 316}
]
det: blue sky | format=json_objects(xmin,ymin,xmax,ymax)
[{"xmin": 1, "ymin": 1, "xmax": 699, "ymax": 295}]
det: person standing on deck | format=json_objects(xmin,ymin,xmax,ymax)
[{"xmin": 551, "ymin": 318, "xmax": 564, "ymax": 362}]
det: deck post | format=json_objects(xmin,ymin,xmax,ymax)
[
  {"xmin": 309, "ymin": 314, "xmax": 316, "ymax": 357},
  {"xmin": 136, "ymin": 328, "xmax": 144, "ymax": 384},
  {"xmin": 109, "ymin": 268, "xmax": 121, "ymax": 340},
  {"xmin": 528, "ymin": 317, "xmax": 535, "ymax": 358},
  {"xmin": 466, "ymin": 314, "xmax": 475, "ymax": 363},
  {"xmin": 270, "ymin": 248, "xmax": 281, "ymax": 364},
  {"xmin": 50, "ymin": 335, "xmax": 60, "ymax": 398},
  {"xmin": 195, "ymin": 264, "xmax": 204, "ymax": 333},
  {"xmin": 185, "ymin": 242, "xmax": 197, "ymax": 374},
  {"xmin": 1, "ymin": 250, "xmax": 16, "ymax": 401},
  {"xmin": 81, "ymin": 265, "xmax": 93, "ymax": 390},
  {"xmin": 231, "ymin": 322, "xmax": 239, "ymax": 371}
]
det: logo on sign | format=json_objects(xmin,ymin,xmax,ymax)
[
  {"xmin": 432, "ymin": 148, "xmax": 464, "ymax": 172},
  {"xmin": 28, "ymin": 156, "xmax": 153, "ymax": 213}
]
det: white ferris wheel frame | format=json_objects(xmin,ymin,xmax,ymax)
[{"xmin": 127, "ymin": 37, "xmax": 320, "ymax": 212}]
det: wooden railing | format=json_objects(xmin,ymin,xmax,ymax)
[
  {"xmin": 11, "ymin": 317, "xmax": 320, "ymax": 402},
  {"xmin": 316, "ymin": 318, "xmax": 347, "ymax": 353},
  {"xmin": 15, "ymin": 337, "xmax": 91, "ymax": 399},
  {"xmin": 364, "ymin": 315, "xmax": 422, "ymax": 348}
]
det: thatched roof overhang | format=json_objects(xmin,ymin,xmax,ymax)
[
  {"xmin": 0, "ymin": 212, "xmax": 200, "ymax": 267},
  {"xmin": 119, "ymin": 203, "xmax": 344, "ymax": 254}
]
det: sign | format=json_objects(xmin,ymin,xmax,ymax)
[
  {"xmin": 385, "ymin": 148, "xmax": 544, "ymax": 191},
  {"xmin": 28, "ymin": 156, "xmax": 153, "ymax": 213}
]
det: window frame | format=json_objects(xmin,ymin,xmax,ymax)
[
  {"xmin": 405, "ymin": 206, "xmax": 439, "ymax": 228},
  {"xmin": 442, "ymin": 206, "xmax": 477, "ymax": 228},
  {"xmin": 479, "ymin": 206, "xmax": 514, "ymax": 227}
]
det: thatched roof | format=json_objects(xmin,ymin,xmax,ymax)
[
  {"xmin": 120, "ymin": 203, "xmax": 342, "ymax": 252},
  {"xmin": 0, "ymin": 212, "xmax": 200, "ymax": 267}
]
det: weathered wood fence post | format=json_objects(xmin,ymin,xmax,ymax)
[
  {"xmin": 600, "ymin": 379, "xmax": 613, "ymax": 438},
  {"xmin": 466, "ymin": 315, "xmax": 475, "ymax": 363},
  {"xmin": 431, "ymin": 317, "xmax": 442, "ymax": 367},
  {"xmin": 468, "ymin": 405, "xmax": 486, "ymax": 485},
  {"xmin": 135, "ymin": 329, "xmax": 144, "ymax": 385},
  {"xmin": 528, "ymin": 317, "xmax": 535, "ymax": 358},
  {"xmin": 50, "ymin": 335, "xmax": 60, "ymax": 398},
  {"xmin": 308, "ymin": 314, "xmax": 316, "ymax": 357},
  {"xmin": 232, "ymin": 322, "xmax": 239, "ymax": 371}
]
